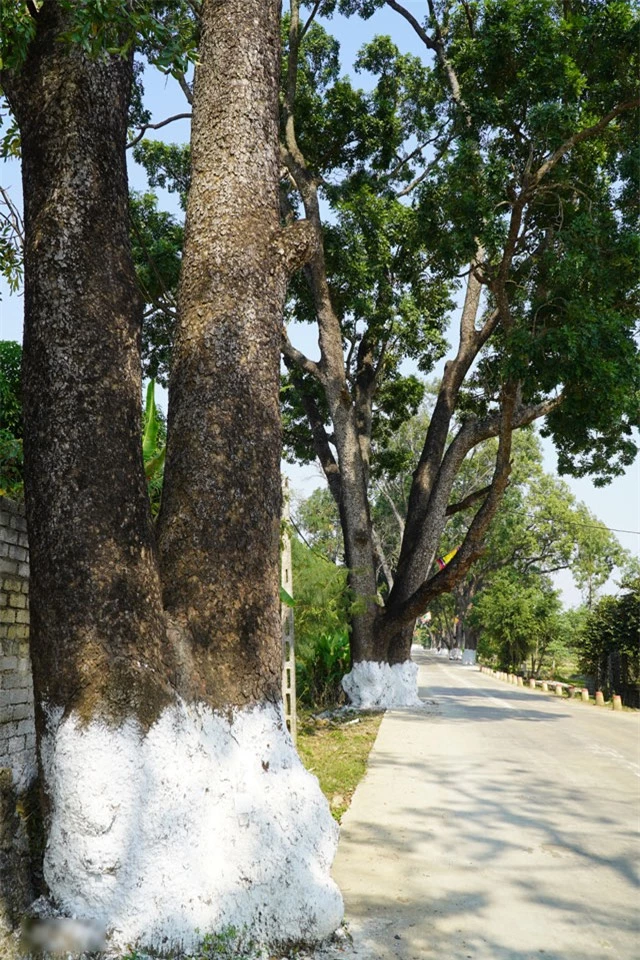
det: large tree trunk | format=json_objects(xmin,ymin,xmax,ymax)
[
  {"xmin": 156, "ymin": 0, "xmax": 287, "ymax": 710},
  {"xmin": 3, "ymin": 1, "xmax": 341, "ymax": 953},
  {"xmin": 7, "ymin": 1, "xmax": 171, "ymax": 733}
]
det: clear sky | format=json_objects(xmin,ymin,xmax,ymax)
[{"xmin": 1, "ymin": 6, "xmax": 638, "ymax": 606}]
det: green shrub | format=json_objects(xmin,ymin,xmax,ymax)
[
  {"xmin": 296, "ymin": 629, "xmax": 351, "ymax": 709},
  {"xmin": 0, "ymin": 428, "xmax": 23, "ymax": 500},
  {"xmin": 289, "ymin": 535, "xmax": 354, "ymax": 708},
  {"xmin": 579, "ymin": 580, "xmax": 640, "ymax": 704}
]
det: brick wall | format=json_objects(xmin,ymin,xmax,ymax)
[{"xmin": 0, "ymin": 499, "xmax": 36, "ymax": 792}]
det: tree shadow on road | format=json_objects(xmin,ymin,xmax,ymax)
[{"xmin": 334, "ymin": 700, "xmax": 638, "ymax": 960}]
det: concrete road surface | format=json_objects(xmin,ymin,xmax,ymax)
[{"xmin": 331, "ymin": 649, "xmax": 640, "ymax": 960}]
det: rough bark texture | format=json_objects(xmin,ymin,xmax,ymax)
[
  {"xmin": 2, "ymin": 2, "xmax": 343, "ymax": 950},
  {"xmin": 157, "ymin": 0, "xmax": 288, "ymax": 709},
  {"xmin": 3, "ymin": 3, "xmax": 172, "ymax": 732}
]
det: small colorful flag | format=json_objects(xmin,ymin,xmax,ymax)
[{"xmin": 435, "ymin": 547, "xmax": 458, "ymax": 570}]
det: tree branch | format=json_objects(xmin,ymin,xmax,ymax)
[
  {"xmin": 127, "ymin": 113, "xmax": 192, "ymax": 149},
  {"xmin": 176, "ymin": 72, "xmax": 193, "ymax": 105},
  {"xmin": 301, "ymin": 0, "xmax": 322, "ymax": 38},
  {"xmin": 390, "ymin": 390, "xmax": 564, "ymax": 614},
  {"xmin": 385, "ymin": 0, "xmax": 437, "ymax": 52},
  {"xmin": 0, "ymin": 185, "xmax": 24, "ymax": 243},
  {"xmin": 385, "ymin": 384, "xmax": 520, "ymax": 629},
  {"xmin": 285, "ymin": 362, "xmax": 342, "ymax": 504},
  {"xmin": 281, "ymin": 329, "xmax": 323, "ymax": 382},
  {"xmin": 395, "ymin": 134, "xmax": 454, "ymax": 197},
  {"xmin": 376, "ymin": 481, "xmax": 406, "ymax": 540},
  {"xmin": 372, "ymin": 525, "xmax": 394, "ymax": 593},
  {"xmin": 531, "ymin": 99, "xmax": 640, "ymax": 188},
  {"xmin": 445, "ymin": 485, "xmax": 493, "ymax": 516}
]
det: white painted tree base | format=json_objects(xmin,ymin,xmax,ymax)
[
  {"xmin": 341, "ymin": 660, "xmax": 423, "ymax": 710},
  {"xmin": 39, "ymin": 700, "xmax": 343, "ymax": 954}
]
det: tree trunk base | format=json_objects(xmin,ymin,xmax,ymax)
[
  {"xmin": 341, "ymin": 660, "xmax": 422, "ymax": 709},
  {"xmin": 38, "ymin": 700, "xmax": 343, "ymax": 953}
]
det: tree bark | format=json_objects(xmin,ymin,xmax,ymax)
[
  {"xmin": 156, "ymin": 0, "xmax": 288, "ymax": 710},
  {"xmin": 2, "ymin": 1, "xmax": 342, "ymax": 951},
  {"xmin": 3, "ymin": 1, "xmax": 171, "ymax": 734}
]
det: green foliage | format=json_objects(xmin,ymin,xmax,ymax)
[
  {"xmin": 142, "ymin": 380, "xmax": 166, "ymax": 518},
  {"xmin": 579, "ymin": 579, "xmax": 640, "ymax": 701},
  {"xmin": 471, "ymin": 570, "xmax": 562, "ymax": 673},
  {"xmin": 0, "ymin": 189, "xmax": 22, "ymax": 294},
  {"xmin": 291, "ymin": 535, "xmax": 351, "ymax": 643},
  {"xmin": 0, "ymin": 428, "xmax": 23, "ymax": 500},
  {"xmin": 0, "ymin": 340, "xmax": 23, "ymax": 498},
  {"xmin": 0, "ymin": 1, "xmax": 199, "ymax": 74},
  {"xmin": 0, "ymin": 339, "xmax": 21, "ymax": 436},
  {"xmin": 130, "ymin": 192, "xmax": 182, "ymax": 386},
  {"xmin": 281, "ymin": 21, "xmax": 453, "ymax": 465},
  {"xmin": 0, "ymin": 2, "xmax": 38, "ymax": 73},
  {"xmin": 192, "ymin": 927, "xmax": 259, "ymax": 960},
  {"xmin": 132, "ymin": 141, "xmax": 191, "ymax": 210},
  {"xmin": 331, "ymin": 1, "xmax": 640, "ymax": 484},
  {"xmin": 291, "ymin": 536, "xmax": 352, "ymax": 707},
  {"xmin": 295, "ymin": 487, "xmax": 343, "ymax": 562},
  {"xmin": 296, "ymin": 628, "xmax": 351, "ymax": 709},
  {"xmin": 541, "ymin": 606, "xmax": 588, "ymax": 678}
]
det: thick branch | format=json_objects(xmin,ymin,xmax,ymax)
[
  {"xmin": 176, "ymin": 72, "xmax": 194, "ymax": 105},
  {"xmin": 392, "ymin": 391, "xmax": 563, "ymax": 608},
  {"xmin": 385, "ymin": 0, "xmax": 437, "ymax": 52},
  {"xmin": 301, "ymin": 0, "xmax": 322, "ymax": 38},
  {"xmin": 285, "ymin": 362, "xmax": 342, "ymax": 504},
  {"xmin": 397, "ymin": 261, "xmax": 486, "ymax": 560},
  {"xmin": 281, "ymin": 329, "xmax": 323, "ymax": 382},
  {"xmin": 445, "ymin": 485, "xmax": 492, "ymax": 516},
  {"xmin": 385, "ymin": 385, "xmax": 519, "ymax": 629}
]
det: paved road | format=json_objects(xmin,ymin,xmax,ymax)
[{"xmin": 331, "ymin": 649, "xmax": 640, "ymax": 960}]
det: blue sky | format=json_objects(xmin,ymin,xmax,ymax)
[{"xmin": 1, "ymin": 5, "xmax": 638, "ymax": 604}]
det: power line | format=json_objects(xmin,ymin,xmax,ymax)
[{"xmin": 288, "ymin": 516, "xmax": 340, "ymax": 565}]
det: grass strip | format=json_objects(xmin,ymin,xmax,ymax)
[{"xmin": 297, "ymin": 710, "xmax": 384, "ymax": 822}]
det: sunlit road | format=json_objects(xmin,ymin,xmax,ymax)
[{"xmin": 332, "ymin": 649, "xmax": 640, "ymax": 960}]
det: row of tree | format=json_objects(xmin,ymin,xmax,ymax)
[
  {"xmin": 0, "ymin": 0, "xmax": 638, "ymax": 952},
  {"xmin": 68, "ymin": 0, "xmax": 639, "ymax": 699}
]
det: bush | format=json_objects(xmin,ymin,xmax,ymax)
[
  {"xmin": 579, "ymin": 580, "xmax": 640, "ymax": 705},
  {"xmin": 0, "ymin": 428, "xmax": 23, "ymax": 500},
  {"xmin": 290, "ymin": 536, "xmax": 352, "ymax": 708},
  {"xmin": 296, "ymin": 629, "xmax": 351, "ymax": 709}
]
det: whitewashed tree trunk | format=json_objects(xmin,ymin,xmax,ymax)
[{"xmin": 3, "ymin": 0, "xmax": 342, "ymax": 952}]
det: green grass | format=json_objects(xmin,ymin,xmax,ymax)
[{"xmin": 297, "ymin": 709, "xmax": 383, "ymax": 822}]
